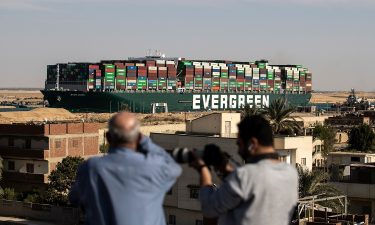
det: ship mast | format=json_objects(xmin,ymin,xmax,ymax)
[{"xmin": 56, "ymin": 63, "xmax": 60, "ymax": 90}]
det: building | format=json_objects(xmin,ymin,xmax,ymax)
[
  {"xmin": 325, "ymin": 114, "xmax": 370, "ymax": 128},
  {"xmin": 330, "ymin": 163, "xmax": 375, "ymax": 222},
  {"xmin": 151, "ymin": 113, "xmax": 314, "ymax": 225},
  {"xmin": 327, "ymin": 152, "xmax": 375, "ymax": 167},
  {"xmin": 0, "ymin": 122, "xmax": 105, "ymax": 192},
  {"xmin": 186, "ymin": 113, "xmax": 241, "ymax": 137}
]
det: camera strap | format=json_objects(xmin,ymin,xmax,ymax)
[{"xmin": 245, "ymin": 152, "xmax": 279, "ymax": 164}]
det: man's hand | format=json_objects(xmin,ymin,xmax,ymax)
[
  {"xmin": 189, "ymin": 150, "xmax": 213, "ymax": 187},
  {"xmin": 189, "ymin": 156, "xmax": 206, "ymax": 172}
]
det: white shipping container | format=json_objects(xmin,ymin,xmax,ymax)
[
  {"xmin": 135, "ymin": 63, "xmax": 145, "ymax": 66},
  {"xmin": 210, "ymin": 63, "xmax": 218, "ymax": 66},
  {"xmin": 306, "ymin": 83, "xmax": 312, "ymax": 87},
  {"xmin": 204, "ymin": 66, "xmax": 212, "ymax": 69},
  {"xmin": 166, "ymin": 61, "xmax": 175, "ymax": 65},
  {"xmin": 212, "ymin": 72, "xmax": 220, "ymax": 75},
  {"xmin": 202, "ymin": 62, "xmax": 210, "ymax": 66},
  {"xmin": 195, "ymin": 65, "xmax": 203, "ymax": 69},
  {"xmin": 193, "ymin": 62, "xmax": 201, "ymax": 66},
  {"xmin": 219, "ymin": 63, "xmax": 226, "ymax": 67},
  {"xmin": 253, "ymin": 68, "xmax": 260, "ymax": 73},
  {"xmin": 220, "ymin": 66, "xmax": 228, "ymax": 70},
  {"xmin": 243, "ymin": 65, "xmax": 251, "ymax": 68},
  {"xmin": 212, "ymin": 66, "xmax": 220, "ymax": 69},
  {"xmin": 237, "ymin": 68, "xmax": 245, "ymax": 72},
  {"xmin": 158, "ymin": 67, "xmax": 167, "ymax": 71},
  {"xmin": 253, "ymin": 74, "xmax": 260, "ymax": 79},
  {"xmin": 148, "ymin": 66, "xmax": 157, "ymax": 70},
  {"xmin": 156, "ymin": 60, "xmax": 165, "ymax": 64}
]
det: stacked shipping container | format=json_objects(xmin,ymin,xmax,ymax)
[{"xmin": 46, "ymin": 59, "xmax": 312, "ymax": 94}]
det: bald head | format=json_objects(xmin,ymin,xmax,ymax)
[{"xmin": 107, "ymin": 112, "xmax": 140, "ymax": 148}]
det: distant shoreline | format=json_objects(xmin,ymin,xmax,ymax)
[{"xmin": 0, "ymin": 88, "xmax": 42, "ymax": 91}]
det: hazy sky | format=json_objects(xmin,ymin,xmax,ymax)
[{"xmin": 1, "ymin": 0, "xmax": 374, "ymax": 91}]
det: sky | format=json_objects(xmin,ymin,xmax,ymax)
[{"xmin": 0, "ymin": 0, "xmax": 374, "ymax": 91}]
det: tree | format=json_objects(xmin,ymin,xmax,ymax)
[
  {"xmin": 241, "ymin": 104, "xmax": 263, "ymax": 118},
  {"xmin": 313, "ymin": 124, "xmax": 337, "ymax": 157},
  {"xmin": 0, "ymin": 188, "xmax": 17, "ymax": 200},
  {"xmin": 348, "ymin": 124, "xmax": 375, "ymax": 152},
  {"xmin": 297, "ymin": 166, "xmax": 343, "ymax": 212},
  {"xmin": 263, "ymin": 98, "xmax": 301, "ymax": 134},
  {"xmin": 44, "ymin": 156, "xmax": 84, "ymax": 205}
]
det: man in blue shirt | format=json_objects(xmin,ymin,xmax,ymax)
[{"xmin": 69, "ymin": 112, "xmax": 182, "ymax": 225}]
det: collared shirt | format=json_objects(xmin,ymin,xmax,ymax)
[
  {"xmin": 69, "ymin": 136, "xmax": 182, "ymax": 225},
  {"xmin": 200, "ymin": 160, "xmax": 298, "ymax": 225}
]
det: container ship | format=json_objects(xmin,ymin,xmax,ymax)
[{"xmin": 42, "ymin": 56, "xmax": 312, "ymax": 113}]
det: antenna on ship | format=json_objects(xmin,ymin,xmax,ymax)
[{"xmin": 56, "ymin": 63, "xmax": 60, "ymax": 90}]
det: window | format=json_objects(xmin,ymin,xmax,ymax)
[
  {"xmin": 26, "ymin": 163, "xmax": 34, "ymax": 173},
  {"xmin": 301, "ymin": 158, "xmax": 306, "ymax": 166},
  {"xmin": 8, "ymin": 161, "xmax": 15, "ymax": 171},
  {"xmin": 167, "ymin": 188, "xmax": 172, "ymax": 195},
  {"xmin": 351, "ymin": 157, "xmax": 360, "ymax": 162},
  {"xmin": 55, "ymin": 140, "xmax": 61, "ymax": 149},
  {"xmin": 72, "ymin": 139, "xmax": 79, "ymax": 148},
  {"xmin": 279, "ymin": 155, "xmax": 287, "ymax": 163},
  {"xmin": 190, "ymin": 188, "xmax": 199, "ymax": 199},
  {"xmin": 8, "ymin": 137, "xmax": 14, "ymax": 147},
  {"xmin": 196, "ymin": 220, "xmax": 203, "ymax": 225},
  {"xmin": 366, "ymin": 157, "xmax": 372, "ymax": 163},
  {"xmin": 168, "ymin": 215, "xmax": 176, "ymax": 225},
  {"xmin": 25, "ymin": 138, "xmax": 31, "ymax": 149}
]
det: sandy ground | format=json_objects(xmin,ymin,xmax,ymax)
[
  {"xmin": 0, "ymin": 90, "xmax": 43, "ymax": 105},
  {"xmin": 310, "ymin": 91, "xmax": 375, "ymax": 103},
  {"xmin": 0, "ymin": 107, "xmax": 207, "ymax": 126}
]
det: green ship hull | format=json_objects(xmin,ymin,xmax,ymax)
[{"xmin": 41, "ymin": 91, "xmax": 311, "ymax": 113}]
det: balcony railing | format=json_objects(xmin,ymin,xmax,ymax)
[
  {"xmin": 2, "ymin": 171, "xmax": 46, "ymax": 184},
  {"xmin": 0, "ymin": 147, "xmax": 47, "ymax": 159}
]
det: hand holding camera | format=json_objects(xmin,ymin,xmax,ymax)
[{"xmin": 172, "ymin": 144, "xmax": 234, "ymax": 177}]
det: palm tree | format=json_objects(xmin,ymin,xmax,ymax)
[
  {"xmin": 297, "ymin": 166, "xmax": 343, "ymax": 212},
  {"xmin": 241, "ymin": 104, "xmax": 263, "ymax": 118},
  {"xmin": 263, "ymin": 98, "xmax": 301, "ymax": 134}
]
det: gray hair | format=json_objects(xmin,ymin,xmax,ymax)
[{"xmin": 108, "ymin": 116, "xmax": 140, "ymax": 144}]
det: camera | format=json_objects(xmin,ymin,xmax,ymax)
[{"xmin": 172, "ymin": 144, "xmax": 228, "ymax": 167}]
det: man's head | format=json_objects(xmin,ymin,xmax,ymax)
[
  {"xmin": 106, "ymin": 112, "xmax": 140, "ymax": 150},
  {"xmin": 237, "ymin": 115, "xmax": 274, "ymax": 160}
]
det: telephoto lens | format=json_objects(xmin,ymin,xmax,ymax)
[
  {"xmin": 172, "ymin": 147, "xmax": 203, "ymax": 164},
  {"xmin": 172, "ymin": 144, "xmax": 226, "ymax": 167}
]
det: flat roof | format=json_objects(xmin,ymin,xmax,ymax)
[{"xmin": 330, "ymin": 151, "xmax": 375, "ymax": 156}]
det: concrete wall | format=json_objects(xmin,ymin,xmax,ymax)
[
  {"xmin": 274, "ymin": 136, "xmax": 313, "ymax": 170},
  {"xmin": 0, "ymin": 200, "xmax": 79, "ymax": 225},
  {"xmin": 187, "ymin": 113, "xmax": 222, "ymax": 135},
  {"xmin": 186, "ymin": 113, "xmax": 241, "ymax": 136},
  {"xmin": 331, "ymin": 182, "xmax": 375, "ymax": 220},
  {"xmin": 327, "ymin": 153, "xmax": 375, "ymax": 166},
  {"xmin": 220, "ymin": 113, "xmax": 240, "ymax": 137}
]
